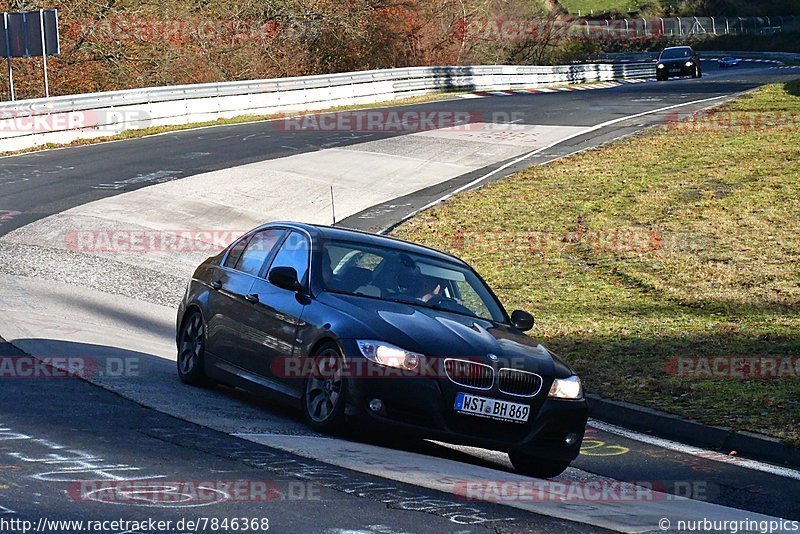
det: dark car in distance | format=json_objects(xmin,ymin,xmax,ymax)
[
  {"xmin": 176, "ymin": 222, "xmax": 588, "ymax": 478},
  {"xmin": 657, "ymin": 46, "xmax": 702, "ymax": 80}
]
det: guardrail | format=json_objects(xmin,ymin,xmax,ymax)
[
  {"xmin": 1, "ymin": 63, "xmax": 656, "ymax": 152},
  {"xmin": 594, "ymin": 50, "xmax": 800, "ymax": 63}
]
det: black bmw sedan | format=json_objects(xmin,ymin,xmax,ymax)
[
  {"xmin": 656, "ymin": 45, "xmax": 702, "ymax": 81},
  {"xmin": 176, "ymin": 222, "xmax": 587, "ymax": 478}
]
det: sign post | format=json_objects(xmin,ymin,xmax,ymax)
[
  {"xmin": 2, "ymin": 12, "xmax": 13, "ymax": 101},
  {"xmin": 39, "ymin": 9, "xmax": 49, "ymax": 97},
  {"xmin": 0, "ymin": 9, "xmax": 59, "ymax": 101}
]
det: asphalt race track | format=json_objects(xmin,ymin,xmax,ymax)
[{"xmin": 1, "ymin": 61, "xmax": 799, "ymax": 533}]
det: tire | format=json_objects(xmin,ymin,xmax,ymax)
[
  {"xmin": 508, "ymin": 452, "xmax": 571, "ymax": 479},
  {"xmin": 303, "ymin": 342, "xmax": 348, "ymax": 434},
  {"xmin": 697, "ymin": 66, "xmax": 702, "ymax": 78},
  {"xmin": 176, "ymin": 310, "xmax": 214, "ymax": 387}
]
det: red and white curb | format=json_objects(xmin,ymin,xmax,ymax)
[{"xmin": 459, "ymin": 79, "xmax": 652, "ymax": 98}]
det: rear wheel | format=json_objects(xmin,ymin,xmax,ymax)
[
  {"xmin": 303, "ymin": 342, "xmax": 348, "ymax": 434},
  {"xmin": 509, "ymin": 452, "xmax": 571, "ymax": 479},
  {"xmin": 177, "ymin": 310, "xmax": 214, "ymax": 387}
]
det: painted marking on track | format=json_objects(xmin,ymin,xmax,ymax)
[
  {"xmin": 82, "ymin": 483, "xmax": 229, "ymax": 508},
  {"xmin": 0, "ymin": 210, "xmax": 21, "ymax": 223},
  {"xmin": 92, "ymin": 170, "xmax": 183, "ymax": 190},
  {"xmin": 581, "ymin": 427, "xmax": 631, "ymax": 456},
  {"xmin": 325, "ymin": 526, "xmax": 426, "ymax": 534},
  {"xmin": 0, "ymin": 422, "xmax": 164, "ymax": 483},
  {"xmin": 235, "ymin": 433, "xmax": 788, "ymax": 533},
  {"xmin": 0, "ymin": 504, "xmax": 16, "ymax": 515},
  {"xmin": 176, "ymin": 151, "xmax": 211, "ymax": 159},
  {"xmin": 580, "ymin": 439, "xmax": 631, "ymax": 457},
  {"xmin": 589, "ymin": 420, "xmax": 800, "ymax": 481}
]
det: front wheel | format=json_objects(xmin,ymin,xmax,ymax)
[
  {"xmin": 177, "ymin": 310, "xmax": 214, "ymax": 387},
  {"xmin": 509, "ymin": 451, "xmax": 571, "ymax": 479},
  {"xmin": 303, "ymin": 343, "xmax": 348, "ymax": 434}
]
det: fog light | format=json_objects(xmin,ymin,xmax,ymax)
[
  {"xmin": 565, "ymin": 433, "xmax": 579, "ymax": 446},
  {"xmin": 369, "ymin": 399, "xmax": 383, "ymax": 413}
]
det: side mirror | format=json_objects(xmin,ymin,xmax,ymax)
[
  {"xmin": 268, "ymin": 266, "xmax": 302, "ymax": 292},
  {"xmin": 511, "ymin": 310, "xmax": 535, "ymax": 332}
]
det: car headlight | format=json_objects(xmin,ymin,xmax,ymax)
[
  {"xmin": 357, "ymin": 340, "xmax": 421, "ymax": 371},
  {"xmin": 657, "ymin": 63, "xmax": 665, "ymax": 69},
  {"xmin": 685, "ymin": 61, "xmax": 693, "ymax": 67},
  {"xmin": 548, "ymin": 376, "xmax": 583, "ymax": 400}
]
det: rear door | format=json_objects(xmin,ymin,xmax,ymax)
[
  {"xmin": 242, "ymin": 231, "xmax": 311, "ymax": 386},
  {"xmin": 205, "ymin": 228, "xmax": 285, "ymax": 370}
]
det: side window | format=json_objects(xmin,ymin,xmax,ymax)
[
  {"xmin": 223, "ymin": 235, "xmax": 249, "ymax": 268},
  {"xmin": 233, "ymin": 229, "xmax": 284, "ymax": 276},
  {"xmin": 269, "ymin": 232, "xmax": 310, "ymax": 286}
]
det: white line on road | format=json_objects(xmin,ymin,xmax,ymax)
[{"xmin": 589, "ymin": 420, "xmax": 800, "ymax": 481}]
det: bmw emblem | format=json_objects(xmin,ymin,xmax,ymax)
[{"xmin": 487, "ymin": 354, "xmax": 498, "ymax": 361}]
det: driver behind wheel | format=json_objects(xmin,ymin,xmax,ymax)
[
  {"xmin": 397, "ymin": 266, "xmax": 442, "ymax": 303},
  {"xmin": 414, "ymin": 275, "xmax": 442, "ymax": 303}
]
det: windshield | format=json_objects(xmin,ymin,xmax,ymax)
[
  {"xmin": 660, "ymin": 48, "xmax": 691, "ymax": 60},
  {"xmin": 320, "ymin": 240, "xmax": 507, "ymax": 322}
]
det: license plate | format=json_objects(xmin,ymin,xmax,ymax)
[
  {"xmin": 669, "ymin": 68, "xmax": 681, "ymax": 73},
  {"xmin": 454, "ymin": 392, "xmax": 530, "ymax": 423}
]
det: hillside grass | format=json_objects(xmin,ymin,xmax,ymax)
[
  {"xmin": 557, "ymin": 0, "xmax": 655, "ymax": 15},
  {"xmin": 393, "ymin": 80, "xmax": 800, "ymax": 446}
]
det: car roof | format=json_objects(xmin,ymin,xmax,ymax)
[{"xmin": 263, "ymin": 221, "xmax": 468, "ymax": 266}]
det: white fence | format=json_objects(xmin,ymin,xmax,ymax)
[
  {"xmin": 568, "ymin": 16, "xmax": 799, "ymax": 37},
  {"xmin": 0, "ymin": 62, "xmax": 654, "ymax": 153}
]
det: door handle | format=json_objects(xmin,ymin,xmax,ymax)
[
  {"xmin": 211, "ymin": 280, "xmax": 223, "ymax": 290},
  {"xmin": 245, "ymin": 293, "xmax": 260, "ymax": 303}
]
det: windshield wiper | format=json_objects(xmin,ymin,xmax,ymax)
[
  {"xmin": 390, "ymin": 295, "xmax": 482, "ymax": 320},
  {"xmin": 388, "ymin": 295, "xmax": 432, "ymax": 308},
  {"xmin": 327, "ymin": 289, "xmax": 488, "ymax": 321}
]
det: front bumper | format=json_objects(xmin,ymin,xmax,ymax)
[
  {"xmin": 343, "ymin": 354, "xmax": 588, "ymax": 462},
  {"xmin": 659, "ymin": 64, "xmax": 696, "ymax": 77}
]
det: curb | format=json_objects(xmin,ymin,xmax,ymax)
[
  {"xmin": 459, "ymin": 79, "xmax": 651, "ymax": 99},
  {"xmin": 587, "ymin": 393, "xmax": 800, "ymax": 469}
]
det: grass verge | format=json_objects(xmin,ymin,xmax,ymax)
[{"xmin": 393, "ymin": 80, "xmax": 800, "ymax": 446}]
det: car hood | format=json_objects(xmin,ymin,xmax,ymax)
[{"xmin": 318, "ymin": 291, "xmax": 574, "ymax": 377}]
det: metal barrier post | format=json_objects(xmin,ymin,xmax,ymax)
[{"xmin": 3, "ymin": 13, "xmax": 13, "ymax": 101}]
